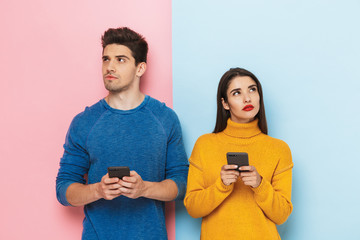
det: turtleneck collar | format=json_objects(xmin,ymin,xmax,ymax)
[{"xmin": 222, "ymin": 118, "xmax": 262, "ymax": 138}]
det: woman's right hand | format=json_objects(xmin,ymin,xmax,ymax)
[{"xmin": 220, "ymin": 165, "xmax": 240, "ymax": 186}]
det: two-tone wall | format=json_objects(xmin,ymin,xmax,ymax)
[{"xmin": 1, "ymin": 0, "xmax": 359, "ymax": 239}]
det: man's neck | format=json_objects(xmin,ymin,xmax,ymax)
[{"xmin": 105, "ymin": 90, "xmax": 145, "ymax": 111}]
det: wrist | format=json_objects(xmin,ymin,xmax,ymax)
[
  {"xmin": 92, "ymin": 182, "xmax": 102, "ymax": 200},
  {"xmin": 252, "ymin": 176, "xmax": 263, "ymax": 189},
  {"xmin": 141, "ymin": 181, "xmax": 150, "ymax": 198}
]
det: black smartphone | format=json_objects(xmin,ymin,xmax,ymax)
[
  {"xmin": 226, "ymin": 152, "xmax": 249, "ymax": 172},
  {"xmin": 108, "ymin": 166, "xmax": 130, "ymax": 179}
]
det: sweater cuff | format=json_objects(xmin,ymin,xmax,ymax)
[
  {"xmin": 215, "ymin": 177, "xmax": 234, "ymax": 193},
  {"xmin": 56, "ymin": 181, "xmax": 73, "ymax": 206},
  {"xmin": 251, "ymin": 177, "xmax": 270, "ymax": 196}
]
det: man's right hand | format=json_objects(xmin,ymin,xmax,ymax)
[{"xmin": 96, "ymin": 173, "xmax": 122, "ymax": 200}]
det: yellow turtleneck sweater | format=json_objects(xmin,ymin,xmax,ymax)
[{"xmin": 184, "ymin": 119, "xmax": 293, "ymax": 240}]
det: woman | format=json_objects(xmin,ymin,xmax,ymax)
[{"xmin": 184, "ymin": 68, "xmax": 293, "ymax": 239}]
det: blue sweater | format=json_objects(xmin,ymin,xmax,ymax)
[{"xmin": 56, "ymin": 96, "xmax": 188, "ymax": 240}]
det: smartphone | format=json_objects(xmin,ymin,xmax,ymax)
[
  {"xmin": 107, "ymin": 166, "xmax": 130, "ymax": 179},
  {"xmin": 226, "ymin": 152, "xmax": 249, "ymax": 172}
]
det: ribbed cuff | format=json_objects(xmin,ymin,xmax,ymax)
[
  {"xmin": 251, "ymin": 176, "xmax": 269, "ymax": 195},
  {"xmin": 215, "ymin": 177, "xmax": 234, "ymax": 193}
]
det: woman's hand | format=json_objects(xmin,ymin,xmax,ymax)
[
  {"xmin": 220, "ymin": 165, "xmax": 240, "ymax": 186},
  {"xmin": 239, "ymin": 165, "xmax": 262, "ymax": 188}
]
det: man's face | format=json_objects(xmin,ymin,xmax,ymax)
[{"xmin": 102, "ymin": 44, "xmax": 143, "ymax": 93}]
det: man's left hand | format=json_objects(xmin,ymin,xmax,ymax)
[{"xmin": 119, "ymin": 171, "xmax": 147, "ymax": 199}]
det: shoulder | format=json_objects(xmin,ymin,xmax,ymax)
[
  {"xmin": 262, "ymin": 135, "xmax": 293, "ymax": 173},
  {"xmin": 69, "ymin": 100, "xmax": 107, "ymax": 133},
  {"xmin": 192, "ymin": 133, "xmax": 218, "ymax": 151},
  {"xmin": 262, "ymin": 135, "xmax": 291, "ymax": 153},
  {"xmin": 144, "ymin": 96, "xmax": 180, "ymax": 127},
  {"xmin": 195, "ymin": 133, "xmax": 217, "ymax": 145},
  {"xmin": 145, "ymin": 96, "xmax": 178, "ymax": 119}
]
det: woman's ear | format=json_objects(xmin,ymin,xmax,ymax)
[{"xmin": 221, "ymin": 98, "xmax": 230, "ymax": 110}]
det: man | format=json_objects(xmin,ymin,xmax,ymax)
[{"xmin": 56, "ymin": 27, "xmax": 188, "ymax": 240}]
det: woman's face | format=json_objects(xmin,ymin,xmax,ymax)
[{"xmin": 222, "ymin": 76, "xmax": 260, "ymax": 123}]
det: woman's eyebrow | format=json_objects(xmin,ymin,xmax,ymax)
[
  {"xmin": 230, "ymin": 88, "xmax": 241, "ymax": 93},
  {"xmin": 248, "ymin": 84, "xmax": 257, "ymax": 88}
]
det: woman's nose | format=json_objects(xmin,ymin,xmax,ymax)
[{"xmin": 243, "ymin": 94, "xmax": 251, "ymax": 103}]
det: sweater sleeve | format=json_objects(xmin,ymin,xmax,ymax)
[
  {"xmin": 164, "ymin": 112, "xmax": 189, "ymax": 201},
  {"xmin": 184, "ymin": 138, "xmax": 234, "ymax": 218},
  {"xmin": 251, "ymin": 141, "xmax": 293, "ymax": 225},
  {"xmin": 56, "ymin": 115, "xmax": 90, "ymax": 206}
]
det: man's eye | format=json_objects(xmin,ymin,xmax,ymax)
[
  {"xmin": 102, "ymin": 58, "xmax": 109, "ymax": 62},
  {"xmin": 117, "ymin": 58, "xmax": 125, "ymax": 62}
]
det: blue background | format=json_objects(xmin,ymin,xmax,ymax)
[{"xmin": 173, "ymin": 0, "xmax": 360, "ymax": 239}]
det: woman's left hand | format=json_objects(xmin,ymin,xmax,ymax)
[{"xmin": 239, "ymin": 165, "xmax": 262, "ymax": 188}]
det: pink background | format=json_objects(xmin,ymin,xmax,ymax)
[{"xmin": 0, "ymin": 0, "xmax": 174, "ymax": 239}]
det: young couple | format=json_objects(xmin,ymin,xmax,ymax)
[{"xmin": 56, "ymin": 27, "xmax": 293, "ymax": 240}]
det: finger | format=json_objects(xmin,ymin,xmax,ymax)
[
  {"xmin": 119, "ymin": 180, "xmax": 133, "ymax": 189},
  {"xmin": 222, "ymin": 170, "xmax": 239, "ymax": 176},
  {"xmin": 104, "ymin": 192, "xmax": 122, "ymax": 200},
  {"xmin": 241, "ymin": 176, "xmax": 254, "ymax": 182},
  {"xmin": 240, "ymin": 171, "xmax": 255, "ymax": 177},
  {"xmin": 223, "ymin": 176, "xmax": 238, "ymax": 183},
  {"xmin": 122, "ymin": 176, "xmax": 137, "ymax": 183},
  {"xmin": 242, "ymin": 180, "xmax": 255, "ymax": 186},
  {"xmin": 104, "ymin": 177, "xmax": 120, "ymax": 184},
  {"xmin": 239, "ymin": 165, "xmax": 252, "ymax": 172},
  {"xmin": 123, "ymin": 171, "xmax": 139, "ymax": 182},
  {"xmin": 223, "ymin": 165, "xmax": 239, "ymax": 170},
  {"xmin": 119, "ymin": 187, "xmax": 132, "ymax": 194},
  {"xmin": 121, "ymin": 192, "xmax": 137, "ymax": 199},
  {"xmin": 107, "ymin": 183, "xmax": 121, "ymax": 190},
  {"xmin": 106, "ymin": 188, "xmax": 122, "ymax": 195},
  {"xmin": 130, "ymin": 170, "xmax": 138, "ymax": 177}
]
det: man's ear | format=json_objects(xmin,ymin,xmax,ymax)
[
  {"xmin": 221, "ymin": 98, "xmax": 230, "ymax": 110},
  {"xmin": 136, "ymin": 62, "xmax": 147, "ymax": 77}
]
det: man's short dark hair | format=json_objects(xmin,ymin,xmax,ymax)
[{"xmin": 101, "ymin": 27, "xmax": 148, "ymax": 65}]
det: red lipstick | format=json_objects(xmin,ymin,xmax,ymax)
[{"xmin": 242, "ymin": 105, "xmax": 254, "ymax": 111}]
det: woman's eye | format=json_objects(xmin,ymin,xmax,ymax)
[
  {"xmin": 233, "ymin": 91, "xmax": 240, "ymax": 96},
  {"xmin": 250, "ymin": 87, "xmax": 257, "ymax": 92}
]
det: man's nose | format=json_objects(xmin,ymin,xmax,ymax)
[{"xmin": 107, "ymin": 60, "xmax": 115, "ymax": 72}]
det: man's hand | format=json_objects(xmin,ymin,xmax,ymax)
[
  {"xmin": 96, "ymin": 173, "xmax": 122, "ymax": 200},
  {"xmin": 239, "ymin": 165, "xmax": 262, "ymax": 188},
  {"xmin": 119, "ymin": 171, "xmax": 146, "ymax": 199},
  {"xmin": 220, "ymin": 165, "xmax": 240, "ymax": 186}
]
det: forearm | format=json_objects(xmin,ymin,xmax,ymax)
[
  {"xmin": 66, "ymin": 182, "xmax": 101, "ymax": 207},
  {"xmin": 252, "ymin": 171, "xmax": 293, "ymax": 224},
  {"xmin": 184, "ymin": 177, "xmax": 233, "ymax": 218},
  {"xmin": 141, "ymin": 179, "xmax": 178, "ymax": 201}
]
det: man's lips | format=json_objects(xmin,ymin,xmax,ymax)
[
  {"xmin": 105, "ymin": 75, "xmax": 118, "ymax": 80},
  {"xmin": 242, "ymin": 105, "xmax": 254, "ymax": 111}
]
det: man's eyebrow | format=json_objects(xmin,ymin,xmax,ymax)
[
  {"xmin": 102, "ymin": 55, "xmax": 130, "ymax": 60},
  {"xmin": 115, "ymin": 55, "xmax": 130, "ymax": 59}
]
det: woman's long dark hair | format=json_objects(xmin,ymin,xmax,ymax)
[{"xmin": 213, "ymin": 68, "xmax": 268, "ymax": 134}]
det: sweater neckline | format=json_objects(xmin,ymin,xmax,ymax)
[
  {"xmin": 100, "ymin": 95, "xmax": 149, "ymax": 114},
  {"xmin": 222, "ymin": 118, "xmax": 262, "ymax": 139}
]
